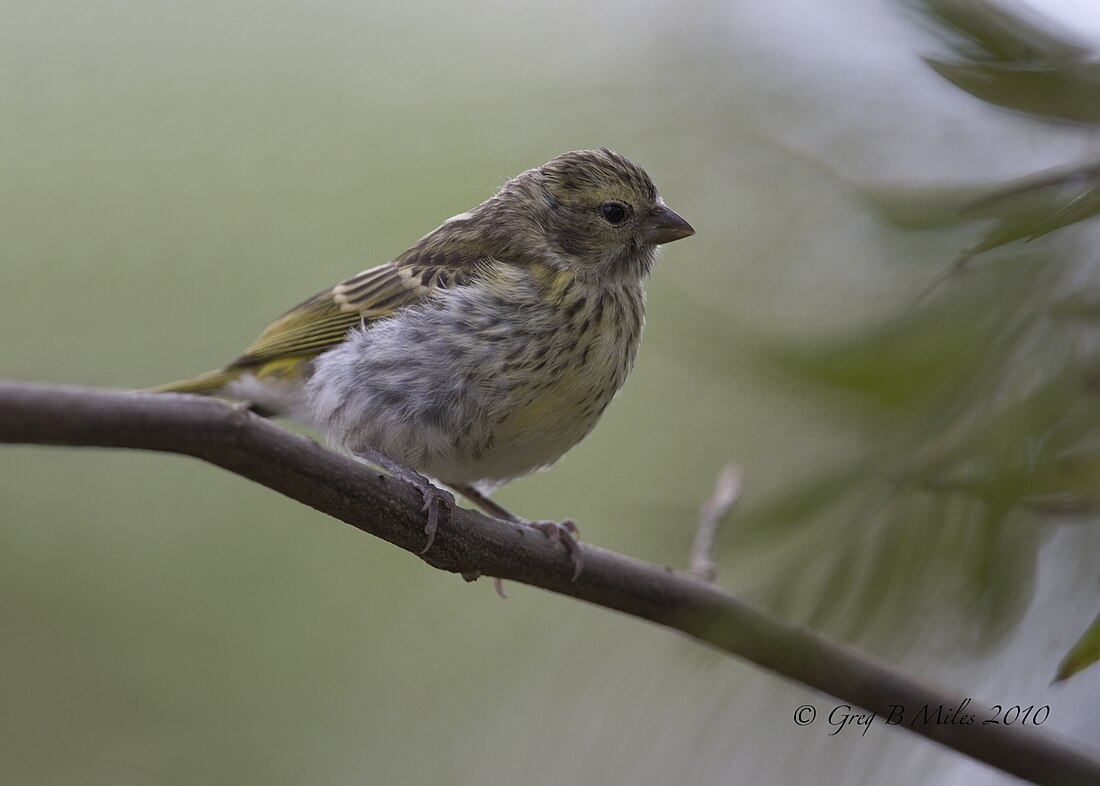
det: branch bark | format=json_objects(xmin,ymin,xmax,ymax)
[{"xmin": 2, "ymin": 382, "xmax": 1098, "ymax": 786}]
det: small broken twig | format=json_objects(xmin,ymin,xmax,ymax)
[{"xmin": 690, "ymin": 464, "xmax": 743, "ymax": 581}]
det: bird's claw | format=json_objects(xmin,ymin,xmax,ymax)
[
  {"xmin": 526, "ymin": 518, "xmax": 583, "ymax": 581},
  {"xmin": 415, "ymin": 481, "xmax": 455, "ymax": 554},
  {"xmin": 357, "ymin": 449, "xmax": 455, "ymax": 554}
]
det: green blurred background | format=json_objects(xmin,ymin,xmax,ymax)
[{"xmin": 3, "ymin": 0, "xmax": 1099, "ymax": 783}]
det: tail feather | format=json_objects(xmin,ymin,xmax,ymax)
[{"xmin": 148, "ymin": 368, "xmax": 243, "ymax": 395}]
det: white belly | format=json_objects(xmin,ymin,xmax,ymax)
[{"xmin": 306, "ymin": 277, "xmax": 644, "ymax": 486}]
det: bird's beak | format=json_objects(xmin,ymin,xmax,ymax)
[{"xmin": 642, "ymin": 203, "xmax": 695, "ymax": 245}]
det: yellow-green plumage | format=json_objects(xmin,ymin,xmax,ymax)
[{"xmin": 157, "ymin": 148, "xmax": 693, "ymax": 493}]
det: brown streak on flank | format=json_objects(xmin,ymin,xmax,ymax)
[
  {"xmin": 593, "ymin": 292, "xmax": 608, "ymax": 326},
  {"xmin": 564, "ymin": 295, "xmax": 586, "ymax": 323}
]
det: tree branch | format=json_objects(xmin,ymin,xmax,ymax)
[
  {"xmin": 691, "ymin": 464, "xmax": 742, "ymax": 581},
  {"xmin": 2, "ymin": 382, "xmax": 1097, "ymax": 786}
]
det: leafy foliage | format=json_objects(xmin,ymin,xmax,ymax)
[
  {"xmin": 916, "ymin": 0, "xmax": 1100, "ymax": 123},
  {"xmin": 729, "ymin": 0, "xmax": 1100, "ymax": 676}
]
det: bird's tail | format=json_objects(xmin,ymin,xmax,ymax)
[{"xmin": 148, "ymin": 367, "xmax": 242, "ymax": 395}]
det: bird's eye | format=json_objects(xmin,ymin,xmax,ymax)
[{"xmin": 598, "ymin": 202, "xmax": 629, "ymax": 225}]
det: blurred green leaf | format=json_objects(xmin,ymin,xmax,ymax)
[
  {"xmin": 732, "ymin": 466, "xmax": 867, "ymax": 547},
  {"xmin": 863, "ymin": 162, "xmax": 1100, "ymax": 300},
  {"xmin": 964, "ymin": 164, "xmax": 1100, "ymax": 251},
  {"xmin": 1049, "ymin": 297, "xmax": 1100, "ymax": 323},
  {"xmin": 923, "ymin": 452, "xmax": 1100, "ymax": 518},
  {"xmin": 1055, "ymin": 612, "xmax": 1100, "ymax": 682},
  {"xmin": 904, "ymin": 363, "xmax": 1100, "ymax": 519},
  {"xmin": 916, "ymin": 0, "xmax": 1092, "ymax": 63},
  {"xmin": 736, "ymin": 250, "xmax": 1098, "ymax": 647},
  {"xmin": 760, "ymin": 304, "xmax": 998, "ymax": 416},
  {"xmin": 925, "ymin": 59, "xmax": 1100, "ymax": 124},
  {"xmin": 1019, "ymin": 452, "xmax": 1100, "ymax": 516},
  {"xmin": 863, "ymin": 184, "xmax": 997, "ymax": 230},
  {"xmin": 869, "ymin": 163, "xmax": 1100, "ymax": 255},
  {"xmin": 914, "ymin": 0, "xmax": 1100, "ymax": 123}
]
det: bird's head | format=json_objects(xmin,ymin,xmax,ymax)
[{"xmin": 494, "ymin": 148, "xmax": 695, "ymax": 281}]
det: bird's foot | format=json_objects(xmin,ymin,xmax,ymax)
[
  {"xmin": 412, "ymin": 478, "xmax": 456, "ymax": 554},
  {"xmin": 450, "ymin": 484, "xmax": 584, "ymax": 582},
  {"xmin": 356, "ymin": 449, "xmax": 454, "ymax": 553},
  {"xmin": 524, "ymin": 518, "xmax": 583, "ymax": 580}
]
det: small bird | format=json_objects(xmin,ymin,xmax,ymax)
[{"xmin": 156, "ymin": 149, "xmax": 694, "ymax": 570}]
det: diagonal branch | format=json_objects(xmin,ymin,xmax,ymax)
[{"xmin": 1, "ymin": 382, "xmax": 1098, "ymax": 786}]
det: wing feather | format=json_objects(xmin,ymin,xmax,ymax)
[{"xmin": 227, "ymin": 244, "xmax": 486, "ymax": 371}]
